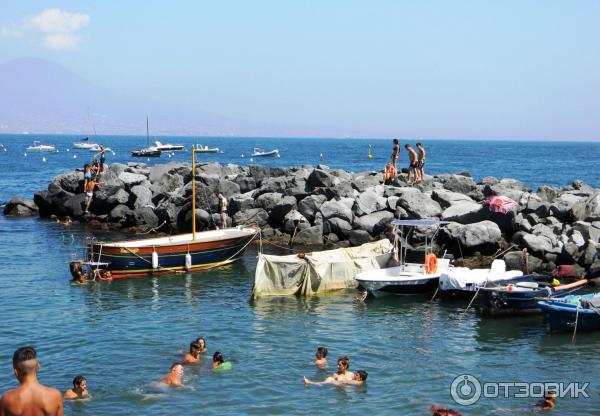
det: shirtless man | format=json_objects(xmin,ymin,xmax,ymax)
[
  {"xmin": 181, "ymin": 342, "xmax": 201, "ymax": 364},
  {"xmin": 161, "ymin": 363, "xmax": 184, "ymax": 386},
  {"xmin": 331, "ymin": 356, "xmax": 354, "ymax": 382},
  {"xmin": 391, "ymin": 139, "xmax": 400, "ymax": 173},
  {"xmin": 0, "ymin": 346, "xmax": 63, "ymax": 416},
  {"xmin": 84, "ymin": 178, "xmax": 101, "ymax": 213},
  {"xmin": 535, "ymin": 390, "xmax": 557, "ymax": 410},
  {"xmin": 416, "ymin": 142, "xmax": 426, "ymax": 182},
  {"xmin": 218, "ymin": 194, "xmax": 228, "ymax": 229},
  {"xmin": 63, "ymin": 376, "xmax": 88, "ymax": 400},
  {"xmin": 99, "ymin": 146, "xmax": 106, "ymax": 174},
  {"xmin": 304, "ymin": 370, "xmax": 367, "ymax": 386},
  {"xmin": 405, "ymin": 144, "xmax": 418, "ymax": 184}
]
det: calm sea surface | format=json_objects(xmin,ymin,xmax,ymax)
[{"xmin": 0, "ymin": 135, "xmax": 599, "ymax": 415}]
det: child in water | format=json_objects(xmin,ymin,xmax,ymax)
[
  {"xmin": 212, "ymin": 352, "xmax": 232, "ymax": 370},
  {"xmin": 314, "ymin": 346, "xmax": 328, "ymax": 368}
]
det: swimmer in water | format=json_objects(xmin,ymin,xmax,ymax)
[
  {"xmin": 195, "ymin": 337, "xmax": 208, "ymax": 353},
  {"xmin": 70, "ymin": 262, "xmax": 89, "ymax": 284},
  {"xmin": 535, "ymin": 389, "xmax": 557, "ymax": 410},
  {"xmin": 429, "ymin": 405, "xmax": 462, "ymax": 416},
  {"xmin": 331, "ymin": 356, "xmax": 354, "ymax": 382},
  {"xmin": 63, "ymin": 375, "xmax": 89, "ymax": 400},
  {"xmin": 211, "ymin": 352, "xmax": 231, "ymax": 370},
  {"xmin": 161, "ymin": 363, "xmax": 184, "ymax": 386},
  {"xmin": 314, "ymin": 346, "xmax": 328, "ymax": 368},
  {"xmin": 181, "ymin": 342, "xmax": 201, "ymax": 364},
  {"xmin": 304, "ymin": 370, "xmax": 368, "ymax": 386}
]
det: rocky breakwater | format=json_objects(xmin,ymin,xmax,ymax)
[{"xmin": 25, "ymin": 161, "xmax": 600, "ymax": 277}]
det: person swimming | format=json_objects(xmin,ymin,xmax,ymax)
[
  {"xmin": 314, "ymin": 346, "xmax": 328, "ymax": 368},
  {"xmin": 211, "ymin": 352, "xmax": 232, "ymax": 370},
  {"xmin": 304, "ymin": 370, "xmax": 368, "ymax": 386},
  {"xmin": 429, "ymin": 405, "xmax": 462, "ymax": 416},
  {"xmin": 182, "ymin": 342, "xmax": 201, "ymax": 364},
  {"xmin": 535, "ymin": 389, "xmax": 557, "ymax": 410},
  {"xmin": 331, "ymin": 356, "xmax": 354, "ymax": 382},
  {"xmin": 69, "ymin": 261, "xmax": 89, "ymax": 284},
  {"xmin": 195, "ymin": 337, "xmax": 208, "ymax": 353},
  {"xmin": 161, "ymin": 363, "xmax": 184, "ymax": 386},
  {"xmin": 63, "ymin": 375, "xmax": 89, "ymax": 400}
]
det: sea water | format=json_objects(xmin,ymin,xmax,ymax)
[{"xmin": 0, "ymin": 135, "xmax": 599, "ymax": 415}]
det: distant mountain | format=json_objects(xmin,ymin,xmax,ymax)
[{"xmin": 0, "ymin": 57, "xmax": 303, "ymax": 137}]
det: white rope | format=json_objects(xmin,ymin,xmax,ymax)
[
  {"xmin": 572, "ymin": 304, "xmax": 580, "ymax": 344},
  {"xmin": 202, "ymin": 230, "xmax": 259, "ymax": 270}
]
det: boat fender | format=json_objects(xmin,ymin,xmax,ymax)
[
  {"xmin": 424, "ymin": 253, "xmax": 438, "ymax": 274},
  {"xmin": 152, "ymin": 252, "xmax": 159, "ymax": 269},
  {"xmin": 185, "ymin": 253, "xmax": 192, "ymax": 271}
]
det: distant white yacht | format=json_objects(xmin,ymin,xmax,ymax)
[
  {"xmin": 73, "ymin": 137, "xmax": 98, "ymax": 149},
  {"xmin": 26, "ymin": 141, "xmax": 56, "ymax": 152},
  {"xmin": 154, "ymin": 141, "xmax": 184, "ymax": 151}
]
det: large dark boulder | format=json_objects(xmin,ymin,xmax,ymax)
[
  {"xmin": 133, "ymin": 207, "xmax": 160, "ymax": 229},
  {"xmin": 307, "ymin": 169, "xmax": 336, "ymax": 189},
  {"xmin": 354, "ymin": 211, "xmax": 394, "ymax": 235},
  {"xmin": 440, "ymin": 220, "xmax": 503, "ymax": 255},
  {"xmin": 64, "ymin": 193, "xmax": 87, "ymax": 218},
  {"xmin": 438, "ymin": 174, "xmax": 477, "ymax": 195},
  {"xmin": 348, "ymin": 229, "xmax": 371, "ymax": 246},
  {"xmin": 109, "ymin": 204, "xmax": 135, "ymax": 226},
  {"xmin": 352, "ymin": 173, "xmax": 382, "ymax": 192},
  {"xmin": 55, "ymin": 171, "xmax": 84, "ymax": 193},
  {"xmin": 325, "ymin": 217, "xmax": 352, "ymax": 238},
  {"xmin": 233, "ymin": 208, "xmax": 269, "ymax": 227},
  {"xmin": 255, "ymin": 192, "xmax": 283, "ymax": 212},
  {"xmin": 396, "ymin": 188, "xmax": 442, "ymax": 219},
  {"xmin": 229, "ymin": 195, "xmax": 255, "ymax": 213},
  {"xmin": 355, "ymin": 190, "xmax": 387, "ymax": 216},
  {"xmin": 3, "ymin": 197, "xmax": 38, "ymax": 216},
  {"xmin": 294, "ymin": 225, "xmax": 323, "ymax": 245},
  {"xmin": 319, "ymin": 199, "xmax": 354, "ymax": 223},
  {"xmin": 298, "ymin": 195, "xmax": 327, "ymax": 223},
  {"xmin": 440, "ymin": 201, "xmax": 486, "ymax": 224},
  {"xmin": 217, "ymin": 180, "xmax": 241, "ymax": 198},
  {"xmin": 431, "ymin": 189, "xmax": 473, "ymax": 209},
  {"xmin": 131, "ymin": 185, "xmax": 154, "ymax": 209},
  {"xmin": 234, "ymin": 175, "xmax": 257, "ymax": 193},
  {"xmin": 572, "ymin": 192, "xmax": 600, "ymax": 222},
  {"xmin": 269, "ymin": 196, "xmax": 297, "ymax": 224}
]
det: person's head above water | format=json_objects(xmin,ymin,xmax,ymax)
[
  {"xmin": 337, "ymin": 356, "xmax": 350, "ymax": 371},
  {"xmin": 72, "ymin": 375, "xmax": 86, "ymax": 389},
  {"xmin": 189, "ymin": 342, "xmax": 200, "ymax": 354},
  {"xmin": 170, "ymin": 363, "xmax": 184, "ymax": 375},
  {"xmin": 393, "ymin": 139, "xmax": 399, "ymax": 145},
  {"xmin": 354, "ymin": 370, "xmax": 368, "ymax": 382},
  {"xmin": 213, "ymin": 352, "xmax": 224, "ymax": 364},
  {"xmin": 316, "ymin": 347, "xmax": 328, "ymax": 359},
  {"xmin": 196, "ymin": 337, "xmax": 206, "ymax": 350},
  {"xmin": 12, "ymin": 346, "xmax": 39, "ymax": 380}
]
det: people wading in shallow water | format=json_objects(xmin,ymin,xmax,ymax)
[
  {"xmin": 0, "ymin": 347, "xmax": 63, "ymax": 415},
  {"xmin": 161, "ymin": 363, "xmax": 184, "ymax": 386},
  {"xmin": 304, "ymin": 370, "xmax": 368, "ymax": 386},
  {"xmin": 63, "ymin": 376, "xmax": 89, "ymax": 400},
  {"xmin": 314, "ymin": 347, "xmax": 328, "ymax": 368},
  {"xmin": 331, "ymin": 356, "xmax": 354, "ymax": 382},
  {"xmin": 181, "ymin": 342, "xmax": 201, "ymax": 364}
]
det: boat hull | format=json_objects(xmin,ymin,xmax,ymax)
[
  {"xmin": 478, "ymin": 284, "xmax": 586, "ymax": 316},
  {"xmin": 87, "ymin": 229, "xmax": 257, "ymax": 278},
  {"xmin": 539, "ymin": 301, "xmax": 600, "ymax": 332},
  {"xmin": 132, "ymin": 150, "xmax": 161, "ymax": 157},
  {"xmin": 359, "ymin": 277, "xmax": 439, "ymax": 297}
]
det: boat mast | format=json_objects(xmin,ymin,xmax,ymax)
[
  {"xmin": 146, "ymin": 116, "xmax": 149, "ymax": 148},
  {"xmin": 191, "ymin": 145, "xmax": 196, "ymax": 240}
]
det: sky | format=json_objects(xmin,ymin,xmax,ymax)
[{"xmin": 0, "ymin": 1, "xmax": 599, "ymax": 140}]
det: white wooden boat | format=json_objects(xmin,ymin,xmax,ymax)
[
  {"xmin": 438, "ymin": 259, "xmax": 523, "ymax": 298},
  {"xmin": 194, "ymin": 144, "xmax": 220, "ymax": 153}
]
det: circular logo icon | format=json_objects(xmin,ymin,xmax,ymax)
[{"xmin": 450, "ymin": 374, "xmax": 481, "ymax": 406}]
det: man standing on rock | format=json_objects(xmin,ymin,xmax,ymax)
[
  {"xmin": 0, "ymin": 347, "xmax": 63, "ymax": 416},
  {"xmin": 416, "ymin": 142, "xmax": 426, "ymax": 182},
  {"xmin": 218, "ymin": 193, "xmax": 228, "ymax": 229},
  {"xmin": 391, "ymin": 139, "xmax": 400, "ymax": 173},
  {"xmin": 405, "ymin": 144, "xmax": 418, "ymax": 184}
]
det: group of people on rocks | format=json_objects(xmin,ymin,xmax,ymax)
[
  {"xmin": 383, "ymin": 139, "xmax": 427, "ymax": 185},
  {"xmin": 82, "ymin": 145, "xmax": 106, "ymax": 213}
]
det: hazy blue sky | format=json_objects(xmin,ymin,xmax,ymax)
[{"xmin": 1, "ymin": 1, "xmax": 599, "ymax": 139}]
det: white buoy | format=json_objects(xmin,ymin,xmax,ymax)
[
  {"xmin": 250, "ymin": 158, "xmax": 253, "ymax": 162},
  {"xmin": 241, "ymin": 154, "xmax": 244, "ymax": 158},
  {"xmin": 66, "ymin": 149, "xmax": 70, "ymax": 152},
  {"xmin": 152, "ymin": 252, "xmax": 159, "ymax": 269},
  {"xmin": 320, "ymin": 153, "xmax": 323, "ymax": 158},
  {"xmin": 73, "ymin": 154, "xmax": 77, "ymax": 159},
  {"xmin": 42, "ymin": 157, "xmax": 46, "ymax": 162},
  {"xmin": 24, "ymin": 153, "xmax": 27, "ymax": 157},
  {"xmin": 185, "ymin": 253, "xmax": 192, "ymax": 271},
  {"xmin": 147, "ymin": 158, "xmax": 150, "ymax": 162}
]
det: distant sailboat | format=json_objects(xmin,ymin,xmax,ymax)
[{"xmin": 132, "ymin": 117, "xmax": 161, "ymax": 158}]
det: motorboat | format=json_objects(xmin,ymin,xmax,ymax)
[
  {"xmin": 355, "ymin": 220, "xmax": 452, "ymax": 297},
  {"xmin": 251, "ymin": 148, "xmax": 279, "ymax": 157},
  {"xmin": 132, "ymin": 117, "xmax": 162, "ymax": 158},
  {"xmin": 476, "ymin": 278, "xmax": 588, "ymax": 315},
  {"xmin": 194, "ymin": 144, "xmax": 220, "ymax": 153},
  {"xmin": 438, "ymin": 259, "xmax": 524, "ymax": 299},
  {"xmin": 155, "ymin": 141, "xmax": 184, "ymax": 151},
  {"xmin": 73, "ymin": 138, "xmax": 98, "ymax": 149},
  {"xmin": 539, "ymin": 293, "xmax": 600, "ymax": 332},
  {"xmin": 26, "ymin": 141, "xmax": 56, "ymax": 152}
]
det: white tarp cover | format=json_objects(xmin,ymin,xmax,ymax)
[{"xmin": 251, "ymin": 239, "xmax": 393, "ymax": 298}]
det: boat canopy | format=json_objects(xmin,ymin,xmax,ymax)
[{"xmin": 391, "ymin": 220, "xmax": 450, "ymax": 227}]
